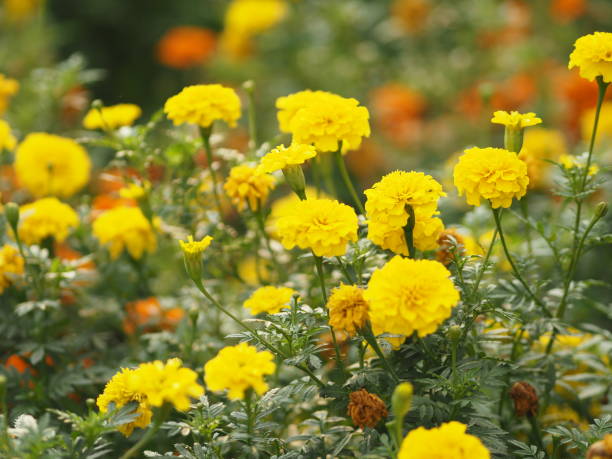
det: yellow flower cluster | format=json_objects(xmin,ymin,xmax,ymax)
[
  {"xmin": 569, "ymin": 31, "xmax": 612, "ymax": 83},
  {"xmin": 398, "ymin": 421, "xmax": 490, "ymax": 459},
  {"xmin": 243, "ymin": 285, "xmax": 297, "ymax": 315},
  {"xmin": 0, "ymin": 120, "xmax": 16, "ymax": 151},
  {"xmin": 276, "ymin": 198, "xmax": 358, "ymax": 257},
  {"xmin": 0, "ymin": 74, "xmax": 19, "ymax": 114},
  {"xmin": 491, "ymin": 111, "xmax": 542, "ymax": 129},
  {"xmin": 204, "ymin": 342, "xmax": 276, "ymax": 400},
  {"xmin": 257, "ymin": 143, "xmax": 317, "ymax": 173},
  {"xmin": 83, "ymin": 103, "xmax": 142, "ymax": 130},
  {"xmin": 18, "ymin": 198, "xmax": 79, "ymax": 245},
  {"xmin": 92, "ymin": 207, "xmax": 156, "ymax": 259},
  {"xmin": 224, "ymin": 165, "xmax": 276, "ymax": 211},
  {"xmin": 97, "ymin": 358, "xmax": 203, "ymax": 436},
  {"xmin": 14, "ymin": 133, "xmax": 91, "ymax": 199},
  {"xmin": 0, "ymin": 244, "xmax": 24, "ymax": 293},
  {"xmin": 365, "ymin": 171, "xmax": 446, "ymax": 255},
  {"xmin": 224, "ymin": 0, "xmax": 287, "ymax": 37},
  {"xmin": 164, "ymin": 84, "xmax": 241, "ymax": 128},
  {"xmin": 326, "ymin": 284, "xmax": 369, "ymax": 336},
  {"xmin": 364, "ymin": 256, "xmax": 459, "ymax": 337},
  {"xmin": 559, "ymin": 154, "xmax": 599, "ymax": 176},
  {"xmin": 276, "ymin": 90, "xmax": 371, "ymax": 152},
  {"xmin": 453, "ymin": 147, "xmax": 529, "ymax": 208}
]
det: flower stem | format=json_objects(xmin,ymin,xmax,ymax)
[
  {"xmin": 120, "ymin": 404, "xmax": 171, "ymax": 459},
  {"xmin": 403, "ymin": 205, "xmax": 416, "ymax": 258},
  {"xmin": 360, "ymin": 322, "xmax": 400, "ymax": 384},
  {"xmin": 253, "ymin": 207, "xmax": 285, "ymax": 282},
  {"xmin": 333, "ymin": 146, "xmax": 365, "ymax": 214},
  {"xmin": 243, "ymin": 81, "xmax": 259, "ymax": 155},
  {"xmin": 335, "ymin": 256, "xmax": 355, "ymax": 284},
  {"xmin": 472, "ymin": 229, "xmax": 497, "ymax": 296},
  {"xmin": 491, "ymin": 207, "xmax": 551, "ymax": 317},
  {"xmin": 200, "ymin": 126, "xmax": 224, "ymax": 218}
]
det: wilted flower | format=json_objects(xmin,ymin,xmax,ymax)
[
  {"xmin": 224, "ymin": 165, "xmax": 276, "ymax": 211},
  {"xmin": 509, "ymin": 381, "xmax": 539, "ymax": 417},
  {"xmin": 587, "ymin": 434, "xmax": 612, "ymax": 459},
  {"xmin": 569, "ymin": 32, "xmax": 612, "ymax": 82},
  {"xmin": 14, "ymin": 133, "xmax": 91, "ymax": 199},
  {"xmin": 204, "ymin": 342, "xmax": 276, "ymax": 400},
  {"xmin": 164, "ymin": 84, "xmax": 241, "ymax": 128},
  {"xmin": 83, "ymin": 104, "xmax": 142, "ymax": 130},
  {"xmin": 398, "ymin": 421, "xmax": 490, "ymax": 459},
  {"xmin": 18, "ymin": 198, "xmax": 79, "ymax": 245},
  {"xmin": 92, "ymin": 207, "xmax": 156, "ymax": 259},
  {"xmin": 243, "ymin": 286, "xmax": 296, "ymax": 315},
  {"xmin": 347, "ymin": 389, "xmax": 388, "ymax": 429},
  {"xmin": 326, "ymin": 284, "xmax": 369, "ymax": 336},
  {"xmin": 364, "ymin": 256, "xmax": 460, "ymax": 338}
]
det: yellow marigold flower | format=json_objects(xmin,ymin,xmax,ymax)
[
  {"xmin": 92, "ymin": 207, "xmax": 156, "ymax": 260},
  {"xmin": 224, "ymin": 165, "xmax": 276, "ymax": 211},
  {"xmin": 14, "ymin": 133, "xmax": 91, "ymax": 199},
  {"xmin": 257, "ymin": 143, "xmax": 317, "ymax": 173},
  {"xmin": 519, "ymin": 128, "xmax": 568, "ymax": 189},
  {"xmin": 96, "ymin": 367, "xmax": 153, "ymax": 436},
  {"xmin": 266, "ymin": 187, "xmax": 330, "ymax": 238},
  {"xmin": 367, "ymin": 216, "xmax": 444, "ymax": 255},
  {"xmin": 453, "ymin": 147, "xmax": 529, "ymax": 209},
  {"xmin": 164, "ymin": 84, "xmax": 241, "ymax": 128},
  {"xmin": 224, "ymin": 0, "xmax": 287, "ymax": 37},
  {"xmin": 3, "ymin": 0, "xmax": 41, "ymax": 22},
  {"xmin": 18, "ymin": 198, "xmax": 79, "ymax": 245},
  {"xmin": 398, "ymin": 421, "xmax": 490, "ymax": 459},
  {"xmin": 131, "ymin": 358, "xmax": 204, "ymax": 411},
  {"xmin": 276, "ymin": 90, "xmax": 371, "ymax": 152},
  {"xmin": 326, "ymin": 284, "xmax": 369, "ymax": 336},
  {"xmin": 581, "ymin": 101, "xmax": 612, "ymax": 144},
  {"xmin": 364, "ymin": 256, "xmax": 459, "ymax": 337},
  {"xmin": 276, "ymin": 198, "xmax": 358, "ymax": 257},
  {"xmin": 0, "ymin": 120, "xmax": 16, "ymax": 151},
  {"xmin": 568, "ymin": 32, "xmax": 612, "ymax": 83},
  {"xmin": 83, "ymin": 104, "xmax": 142, "ymax": 130},
  {"xmin": 204, "ymin": 342, "xmax": 276, "ymax": 400},
  {"xmin": 119, "ymin": 183, "xmax": 146, "ymax": 200},
  {"xmin": 491, "ymin": 110, "xmax": 542, "ymax": 129},
  {"xmin": 0, "ymin": 244, "xmax": 24, "ymax": 293},
  {"xmin": 0, "ymin": 74, "xmax": 19, "ymax": 115},
  {"xmin": 559, "ymin": 153, "xmax": 599, "ymax": 176},
  {"xmin": 243, "ymin": 285, "xmax": 296, "ymax": 315},
  {"xmin": 179, "ymin": 235, "xmax": 213, "ymax": 256}
]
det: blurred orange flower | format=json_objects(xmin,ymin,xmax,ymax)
[
  {"xmin": 550, "ymin": 0, "xmax": 586, "ymax": 22},
  {"xmin": 157, "ymin": 26, "xmax": 217, "ymax": 69},
  {"xmin": 91, "ymin": 194, "xmax": 137, "ymax": 219},
  {"xmin": 391, "ymin": 0, "xmax": 430, "ymax": 34},
  {"xmin": 123, "ymin": 297, "xmax": 184, "ymax": 335},
  {"xmin": 491, "ymin": 73, "xmax": 536, "ymax": 111}
]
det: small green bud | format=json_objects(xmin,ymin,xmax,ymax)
[
  {"xmin": 391, "ymin": 382, "xmax": 413, "ymax": 420},
  {"xmin": 282, "ymin": 164, "xmax": 307, "ymax": 200},
  {"xmin": 242, "ymin": 80, "xmax": 255, "ymax": 92},
  {"xmin": 504, "ymin": 126, "xmax": 524, "ymax": 153},
  {"xmin": 595, "ymin": 202, "xmax": 608, "ymax": 219},
  {"xmin": 4, "ymin": 202, "xmax": 19, "ymax": 232},
  {"xmin": 447, "ymin": 325, "xmax": 462, "ymax": 343},
  {"xmin": 86, "ymin": 398, "xmax": 96, "ymax": 410},
  {"xmin": 91, "ymin": 99, "xmax": 104, "ymax": 110}
]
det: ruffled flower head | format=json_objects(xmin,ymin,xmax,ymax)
[
  {"xmin": 164, "ymin": 84, "xmax": 241, "ymax": 128},
  {"xmin": 18, "ymin": 198, "xmax": 79, "ymax": 245},
  {"xmin": 568, "ymin": 32, "xmax": 612, "ymax": 82},
  {"xmin": 243, "ymin": 286, "xmax": 297, "ymax": 315},
  {"xmin": 224, "ymin": 165, "xmax": 276, "ymax": 211},
  {"xmin": 92, "ymin": 206, "xmax": 156, "ymax": 259}
]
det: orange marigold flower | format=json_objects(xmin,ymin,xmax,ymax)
[
  {"xmin": 157, "ymin": 26, "xmax": 217, "ymax": 69},
  {"xmin": 347, "ymin": 389, "xmax": 388, "ymax": 429}
]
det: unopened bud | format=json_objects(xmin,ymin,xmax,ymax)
[
  {"xmin": 447, "ymin": 325, "xmax": 462, "ymax": 343},
  {"xmin": 86, "ymin": 398, "xmax": 96, "ymax": 410},
  {"xmin": 509, "ymin": 381, "xmax": 538, "ymax": 417},
  {"xmin": 242, "ymin": 80, "xmax": 255, "ymax": 93},
  {"xmin": 4, "ymin": 202, "xmax": 19, "ymax": 232},
  {"xmin": 504, "ymin": 126, "xmax": 524, "ymax": 153},
  {"xmin": 179, "ymin": 235, "xmax": 213, "ymax": 283},
  {"xmin": 391, "ymin": 382, "xmax": 413, "ymax": 420},
  {"xmin": 586, "ymin": 434, "xmax": 612, "ymax": 459},
  {"xmin": 595, "ymin": 202, "xmax": 608, "ymax": 220},
  {"xmin": 91, "ymin": 99, "xmax": 104, "ymax": 110},
  {"xmin": 282, "ymin": 164, "xmax": 307, "ymax": 200}
]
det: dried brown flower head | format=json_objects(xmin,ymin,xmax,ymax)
[
  {"xmin": 436, "ymin": 229, "xmax": 466, "ymax": 266},
  {"xmin": 587, "ymin": 434, "xmax": 612, "ymax": 459},
  {"xmin": 509, "ymin": 381, "xmax": 539, "ymax": 417},
  {"xmin": 347, "ymin": 389, "xmax": 388, "ymax": 429}
]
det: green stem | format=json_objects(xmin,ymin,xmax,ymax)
[
  {"xmin": 527, "ymin": 415, "xmax": 547, "ymax": 457},
  {"xmin": 200, "ymin": 126, "xmax": 224, "ymax": 218},
  {"xmin": 520, "ymin": 197, "xmax": 533, "ymax": 257},
  {"xmin": 491, "ymin": 207, "xmax": 551, "ymax": 317},
  {"xmin": 335, "ymin": 256, "xmax": 355, "ymax": 284},
  {"xmin": 120, "ymin": 404, "xmax": 170, "ymax": 459},
  {"xmin": 243, "ymin": 81, "xmax": 258, "ymax": 154},
  {"xmin": 320, "ymin": 153, "xmax": 338, "ymax": 198},
  {"xmin": 244, "ymin": 389, "xmax": 255, "ymax": 441},
  {"xmin": 253, "ymin": 207, "xmax": 285, "ymax": 282},
  {"xmin": 360, "ymin": 322, "xmax": 400, "ymax": 384},
  {"xmin": 403, "ymin": 205, "xmax": 416, "ymax": 258},
  {"xmin": 333, "ymin": 147, "xmax": 365, "ymax": 214},
  {"xmin": 472, "ymin": 229, "xmax": 497, "ymax": 296}
]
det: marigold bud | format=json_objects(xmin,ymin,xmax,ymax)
[
  {"xmin": 179, "ymin": 235, "xmax": 213, "ymax": 282},
  {"xmin": 587, "ymin": 434, "xmax": 612, "ymax": 459},
  {"xmin": 282, "ymin": 164, "xmax": 307, "ymax": 200},
  {"xmin": 348, "ymin": 388, "xmax": 388, "ymax": 429},
  {"xmin": 391, "ymin": 382, "xmax": 413, "ymax": 420},
  {"xmin": 4, "ymin": 202, "xmax": 19, "ymax": 233},
  {"xmin": 595, "ymin": 202, "xmax": 608, "ymax": 219},
  {"xmin": 447, "ymin": 325, "xmax": 462, "ymax": 343},
  {"xmin": 509, "ymin": 381, "xmax": 538, "ymax": 417}
]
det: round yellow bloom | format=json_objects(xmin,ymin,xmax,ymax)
[
  {"xmin": 0, "ymin": 74, "xmax": 19, "ymax": 115},
  {"xmin": 364, "ymin": 256, "xmax": 460, "ymax": 337},
  {"xmin": 276, "ymin": 90, "xmax": 371, "ymax": 152},
  {"xmin": 276, "ymin": 198, "xmax": 358, "ymax": 257},
  {"xmin": 224, "ymin": 0, "xmax": 287, "ymax": 37},
  {"xmin": 398, "ymin": 421, "xmax": 490, "ymax": 459},
  {"xmin": 4, "ymin": 0, "xmax": 41, "ymax": 22},
  {"xmin": 0, "ymin": 244, "xmax": 24, "ymax": 293},
  {"xmin": 164, "ymin": 84, "xmax": 241, "ymax": 128},
  {"xmin": 119, "ymin": 183, "xmax": 146, "ymax": 200},
  {"xmin": 130, "ymin": 358, "xmax": 204, "ymax": 411},
  {"xmin": 96, "ymin": 367, "xmax": 153, "ymax": 437},
  {"xmin": 568, "ymin": 32, "xmax": 612, "ymax": 83},
  {"xmin": 581, "ymin": 101, "xmax": 612, "ymax": 144},
  {"xmin": 368, "ymin": 216, "xmax": 444, "ymax": 255},
  {"xmin": 326, "ymin": 284, "xmax": 369, "ymax": 336},
  {"xmin": 0, "ymin": 120, "xmax": 16, "ymax": 151},
  {"xmin": 519, "ymin": 128, "xmax": 568, "ymax": 189},
  {"xmin": 14, "ymin": 133, "xmax": 91, "ymax": 199},
  {"xmin": 266, "ymin": 186, "xmax": 330, "ymax": 239},
  {"xmin": 224, "ymin": 165, "xmax": 276, "ymax": 211},
  {"xmin": 257, "ymin": 143, "xmax": 317, "ymax": 173},
  {"xmin": 204, "ymin": 342, "xmax": 276, "ymax": 400},
  {"xmin": 243, "ymin": 285, "xmax": 297, "ymax": 315},
  {"xmin": 92, "ymin": 207, "xmax": 156, "ymax": 260},
  {"xmin": 18, "ymin": 198, "xmax": 79, "ymax": 245},
  {"xmin": 491, "ymin": 110, "xmax": 542, "ymax": 129},
  {"xmin": 83, "ymin": 104, "xmax": 142, "ymax": 130},
  {"xmin": 453, "ymin": 147, "xmax": 529, "ymax": 209}
]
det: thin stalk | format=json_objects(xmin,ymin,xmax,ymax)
[
  {"xmin": 333, "ymin": 147, "xmax": 365, "ymax": 214},
  {"xmin": 360, "ymin": 322, "xmax": 400, "ymax": 384},
  {"xmin": 403, "ymin": 205, "xmax": 416, "ymax": 258},
  {"xmin": 335, "ymin": 256, "xmax": 355, "ymax": 284},
  {"xmin": 253, "ymin": 207, "xmax": 285, "ymax": 282},
  {"xmin": 472, "ymin": 229, "xmax": 497, "ymax": 296},
  {"xmin": 200, "ymin": 126, "xmax": 224, "ymax": 217},
  {"xmin": 243, "ymin": 81, "xmax": 259, "ymax": 155},
  {"xmin": 520, "ymin": 197, "xmax": 533, "ymax": 257},
  {"xmin": 491, "ymin": 208, "xmax": 551, "ymax": 318},
  {"xmin": 528, "ymin": 415, "xmax": 547, "ymax": 457},
  {"xmin": 120, "ymin": 404, "xmax": 171, "ymax": 459}
]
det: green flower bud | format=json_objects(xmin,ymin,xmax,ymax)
[
  {"xmin": 4, "ymin": 202, "xmax": 19, "ymax": 233},
  {"xmin": 391, "ymin": 382, "xmax": 413, "ymax": 420},
  {"xmin": 595, "ymin": 201, "xmax": 608, "ymax": 219},
  {"xmin": 447, "ymin": 325, "xmax": 462, "ymax": 343},
  {"xmin": 504, "ymin": 126, "xmax": 524, "ymax": 153},
  {"xmin": 282, "ymin": 164, "xmax": 307, "ymax": 200}
]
